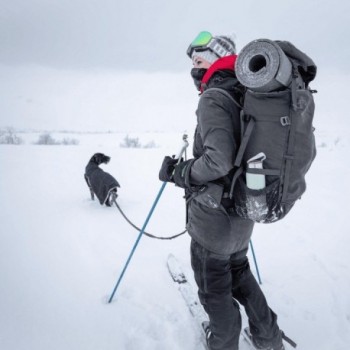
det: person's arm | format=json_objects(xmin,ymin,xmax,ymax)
[{"xmin": 189, "ymin": 90, "xmax": 237, "ymax": 185}]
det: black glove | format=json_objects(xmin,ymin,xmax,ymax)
[
  {"xmin": 159, "ymin": 156, "xmax": 178, "ymax": 182},
  {"xmin": 173, "ymin": 159, "xmax": 195, "ymax": 188}
]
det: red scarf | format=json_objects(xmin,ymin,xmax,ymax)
[{"xmin": 200, "ymin": 55, "xmax": 237, "ymax": 93}]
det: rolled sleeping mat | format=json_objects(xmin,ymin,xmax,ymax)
[{"xmin": 235, "ymin": 39, "xmax": 292, "ymax": 92}]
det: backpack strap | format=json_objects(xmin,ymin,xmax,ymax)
[
  {"xmin": 234, "ymin": 115, "xmax": 255, "ymax": 168},
  {"xmin": 228, "ymin": 115, "xmax": 256, "ymax": 199},
  {"xmin": 203, "ymin": 87, "xmax": 242, "ymax": 109},
  {"xmin": 229, "ymin": 166, "xmax": 244, "ymax": 199},
  {"xmin": 281, "ymin": 66, "xmax": 299, "ymax": 203}
]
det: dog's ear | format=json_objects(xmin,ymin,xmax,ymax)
[
  {"xmin": 102, "ymin": 155, "xmax": 111, "ymax": 164},
  {"xmin": 91, "ymin": 153, "xmax": 111, "ymax": 165},
  {"xmin": 91, "ymin": 153, "xmax": 104, "ymax": 165}
]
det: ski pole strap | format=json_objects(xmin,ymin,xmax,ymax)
[
  {"xmin": 281, "ymin": 331, "xmax": 297, "ymax": 348},
  {"xmin": 113, "ymin": 199, "xmax": 187, "ymax": 240}
]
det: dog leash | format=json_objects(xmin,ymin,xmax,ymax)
[{"xmin": 112, "ymin": 199, "xmax": 187, "ymax": 240}]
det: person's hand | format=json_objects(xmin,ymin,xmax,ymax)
[
  {"xmin": 172, "ymin": 159, "xmax": 193, "ymax": 188},
  {"xmin": 159, "ymin": 156, "xmax": 178, "ymax": 182}
]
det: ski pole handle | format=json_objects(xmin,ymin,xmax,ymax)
[{"xmin": 175, "ymin": 134, "xmax": 189, "ymax": 162}]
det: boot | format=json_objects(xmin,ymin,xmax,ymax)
[{"xmin": 243, "ymin": 327, "xmax": 285, "ymax": 350}]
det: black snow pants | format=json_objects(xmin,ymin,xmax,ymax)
[{"xmin": 190, "ymin": 239, "xmax": 282, "ymax": 350}]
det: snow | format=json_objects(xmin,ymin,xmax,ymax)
[{"xmin": 1, "ymin": 72, "xmax": 350, "ymax": 350}]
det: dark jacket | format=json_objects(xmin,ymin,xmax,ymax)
[
  {"xmin": 186, "ymin": 56, "xmax": 254, "ymax": 255},
  {"xmin": 85, "ymin": 163, "xmax": 120, "ymax": 205}
]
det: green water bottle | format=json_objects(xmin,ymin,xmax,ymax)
[{"xmin": 246, "ymin": 152, "xmax": 266, "ymax": 190}]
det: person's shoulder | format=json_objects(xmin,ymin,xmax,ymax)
[
  {"xmin": 198, "ymin": 89, "xmax": 222, "ymax": 110},
  {"xmin": 200, "ymin": 87, "xmax": 238, "ymax": 107},
  {"xmin": 200, "ymin": 87, "xmax": 227, "ymax": 100}
]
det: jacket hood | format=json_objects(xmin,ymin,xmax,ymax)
[{"xmin": 200, "ymin": 55, "xmax": 237, "ymax": 92}]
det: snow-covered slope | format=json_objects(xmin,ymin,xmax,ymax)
[{"xmin": 0, "ymin": 127, "xmax": 349, "ymax": 349}]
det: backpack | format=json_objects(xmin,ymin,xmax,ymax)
[{"xmin": 228, "ymin": 39, "xmax": 317, "ymax": 223}]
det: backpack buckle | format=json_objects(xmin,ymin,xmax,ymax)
[{"xmin": 280, "ymin": 116, "xmax": 291, "ymax": 126}]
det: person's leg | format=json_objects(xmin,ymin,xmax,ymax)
[
  {"xmin": 190, "ymin": 239, "xmax": 241, "ymax": 350},
  {"xmin": 230, "ymin": 256, "xmax": 283, "ymax": 349}
]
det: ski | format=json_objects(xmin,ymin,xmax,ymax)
[
  {"xmin": 241, "ymin": 327, "xmax": 259, "ymax": 350},
  {"xmin": 242, "ymin": 326, "xmax": 297, "ymax": 350},
  {"xmin": 167, "ymin": 254, "xmax": 209, "ymax": 349}
]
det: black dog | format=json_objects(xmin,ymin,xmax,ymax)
[{"xmin": 84, "ymin": 153, "xmax": 120, "ymax": 206}]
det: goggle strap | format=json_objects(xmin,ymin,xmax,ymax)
[
  {"xmin": 208, "ymin": 40, "xmax": 230, "ymax": 58},
  {"xmin": 187, "ymin": 36, "xmax": 231, "ymax": 59}
]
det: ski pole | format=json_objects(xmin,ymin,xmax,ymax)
[
  {"xmin": 182, "ymin": 133, "xmax": 188, "ymax": 161},
  {"xmin": 108, "ymin": 136, "xmax": 189, "ymax": 303},
  {"xmin": 249, "ymin": 239, "xmax": 262, "ymax": 285}
]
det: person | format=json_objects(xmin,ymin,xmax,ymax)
[{"xmin": 159, "ymin": 31, "xmax": 285, "ymax": 350}]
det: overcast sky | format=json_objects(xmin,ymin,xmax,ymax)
[{"xmin": 1, "ymin": 0, "xmax": 349, "ymax": 72}]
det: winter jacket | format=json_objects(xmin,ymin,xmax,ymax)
[
  {"xmin": 186, "ymin": 55, "xmax": 254, "ymax": 255},
  {"xmin": 85, "ymin": 163, "xmax": 120, "ymax": 205}
]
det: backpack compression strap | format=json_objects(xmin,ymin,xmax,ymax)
[{"xmin": 281, "ymin": 69, "xmax": 298, "ymax": 203}]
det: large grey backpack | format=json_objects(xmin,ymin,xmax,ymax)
[{"xmin": 229, "ymin": 39, "xmax": 317, "ymax": 223}]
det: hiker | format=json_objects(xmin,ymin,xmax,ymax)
[{"xmin": 159, "ymin": 31, "xmax": 285, "ymax": 350}]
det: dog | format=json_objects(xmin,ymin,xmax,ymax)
[{"xmin": 84, "ymin": 153, "xmax": 120, "ymax": 206}]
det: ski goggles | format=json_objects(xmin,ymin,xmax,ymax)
[{"xmin": 186, "ymin": 31, "xmax": 230, "ymax": 59}]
